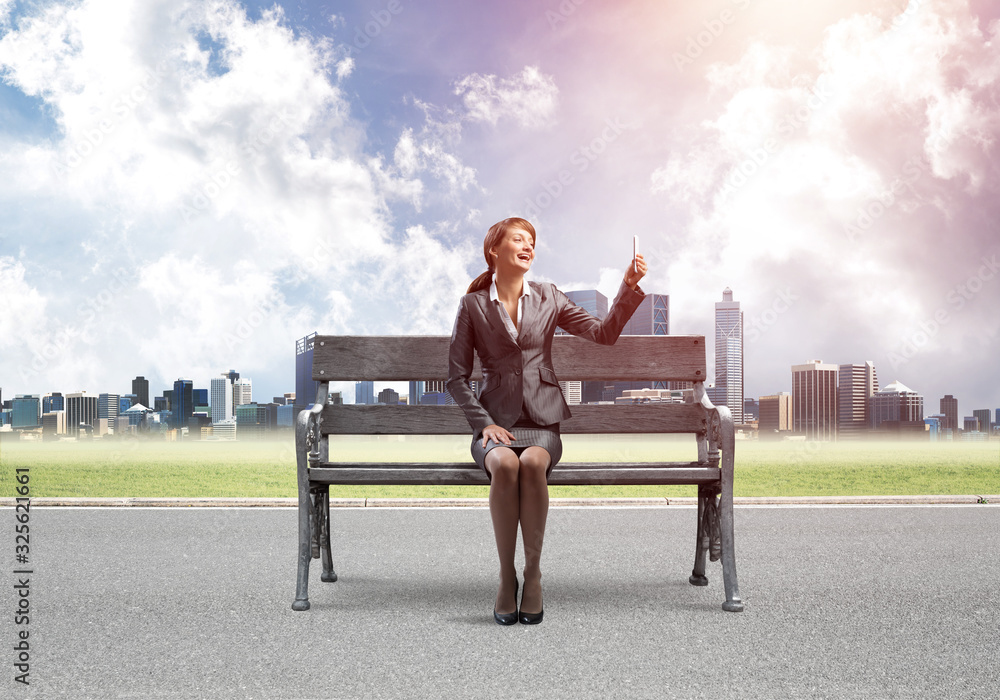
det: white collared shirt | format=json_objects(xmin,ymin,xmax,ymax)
[{"xmin": 489, "ymin": 274, "xmax": 531, "ymax": 342}]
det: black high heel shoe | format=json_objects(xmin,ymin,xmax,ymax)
[
  {"xmin": 519, "ymin": 582, "xmax": 543, "ymax": 625},
  {"xmin": 493, "ymin": 578, "xmax": 518, "ymax": 626}
]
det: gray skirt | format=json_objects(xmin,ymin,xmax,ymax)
[{"xmin": 471, "ymin": 412, "xmax": 563, "ymax": 482}]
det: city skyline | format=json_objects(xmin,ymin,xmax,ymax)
[{"xmin": 1, "ymin": 0, "xmax": 999, "ymax": 412}]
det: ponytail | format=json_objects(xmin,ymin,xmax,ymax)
[{"xmin": 467, "ymin": 270, "xmax": 492, "ymax": 294}]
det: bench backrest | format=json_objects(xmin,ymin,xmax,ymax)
[{"xmin": 311, "ymin": 335, "xmax": 710, "ymax": 436}]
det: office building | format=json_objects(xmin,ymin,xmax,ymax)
[
  {"xmin": 234, "ymin": 377, "xmax": 252, "ymax": 406},
  {"xmin": 555, "ymin": 290, "xmax": 609, "ymax": 334},
  {"xmin": 43, "ymin": 392, "xmax": 65, "ymax": 413},
  {"xmin": 120, "ymin": 395, "xmax": 137, "ymax": 413},
  {"xmin": 193, "ymin": 388, "xmax": 208, "ymax": 408},
  {"xmin": 221, "ymin": 370, "xmax": 240, "ymax": 417},
  {"xmin": 869, "ymin": 380, "xmax": 924, "ymax": 432},
  {"xmin": 132, "ymin": 376, "xmax": 149, "ymax": 408},
  {"xmin": 98, "ymin": 393, "xmax": 120, "ymax": 433},
  {"xmin": 210, "ymin": 377, "xmax": 234, "ymax": 423},
  {"xmin": 963, "ymin": 416, "xmax": 979, "ymax": 432},
  {"xmin": 939, "ymin": 395, "xmax": 958, "ymax": 432},
  {"xmin": 792, "ymin": 361, "xmax": 838, "ymax": 440},
  {"xmin": 172, "ymin": 379, "xmax": 194, "ymax": 431},
  {"xmin": 972, "ymin": 409, "xmax": 992, "ymax": 435},
  {"xmin": 236, "ymin": 402, "xmax": 268, "ymax": 439},
  {"xmin": 377, "ymin": 388, "xmax": 400, "ymax": 405},
  {"xmin": 277, "ymin": 404, "xmax": 296, "ymax": 427},
  {"xmin": 838, "ymin": 362, "xmax": 879, "ymax": 440},
  {"xmin": 356, "ymin": 381, "xmax": 375, "ymax": 405},
  {"xmin": 40, "ymin": 410, "xmax": 66, "ymax": 438},
  {"xmin": 743, "ymin": 398, "xmax": 758, "ymax": 421},
  {"xmin": 12, "ymin": 395, "xmax": 41, "ymax": 429},
  {"xmin": 296, "ymin": 333, "xmax": 320, "ymax": 410},
  {"xmin": 409, "ymin": 381, "xmax": 426, "ymax": 406},
  {"xmin": 715, "ymin": 288, "xmax": 744, "ymax": 423},
  {"xmin": 624, "ymin": 292, "xmax": 669, "ymax": 336},
  {"xmin": 559, "ymin": 381, "xmax": 582, "ymax": 405},
  {"xmin": 212, "ymin": 419, "xmax": 237, "ymax": 440},
  {"xmin": 66, "ymin": 392, "xmax": 99, "ymax": 437},
  {"xmin": 758, "ymin": 392, "xmax": 792, "ymax": 437}
]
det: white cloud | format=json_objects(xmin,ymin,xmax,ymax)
[
  {"xmin": 0, "ymin": 0, "xmax": 474, "ymax": 398},
  {"xmin": 453, "ymin": 65, "xmax": 559, "ymax": 129},
  {"xmin": 646, "ymin": 0, "xmax": 1000, "ymax": 403}
]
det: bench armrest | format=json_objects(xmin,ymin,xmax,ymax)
[{"xmin": 297, "ymin": 383, "xmax": 329, "ymax": 469}]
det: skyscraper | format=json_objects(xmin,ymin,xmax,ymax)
[
  {"xmin": 66, "ymin": 392, "xmax": 99, "ymax": 436},
  {"xmin": 838, "ymin": 362, "xmax": 878, "ymax": 439},
  {"xmin": 972, "ymin": 409, "xmax": 991, "ymax": 434},
  {"xmin": 296, "ymin": 332, "xmax": 319, "ymax": 409},
  {"xmin": 98, "ymin": 393, "xmax": 120, "ymax": 432},
  {"xmin": 356, "ymin": 381, "xmax": 375, "ymax": 405},
  {"xmin": 623, "ymin": 292, "xmax": 669, "ymax": 336},
  {"xmin": 210, "ymin": 377, "xmax": 234, "ymax": 423},
  {"xmin": 939, "ymin": 395, "xmax": 958, "ymax": 432},
  {"xmin": 132, "ymin": 376, "xmax": 150, "ymax": 409},
  {"xmin": 870, "ymin": 380, "xmax": 924, "ymax": 431},
  {"xmin": 715, "ymin": 288, "xmax": 744, "ymax": 423},
  {"xmin": 172, "ymin": 379, "xmax": 194, "ymax": 431},
  {"xmin": 792, "ymin": 360, "xmax": 838, "ymax": 440},
  {"xmin": 758, "ymin": 392, "xmax": 792, "ymax": 436},
  {"xmin": 12, "ymin": 395, "xmax": 41, "ymax": 429},
  {"xmin": 234, "ymin": 377, "xmax": 252, "ymax": 406},
  {"xmin": 43, "ymin": 392, "xmax": 64, "ymax": 413}
]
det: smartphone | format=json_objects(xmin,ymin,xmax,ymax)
[{"xmin": 633, "ymin": 236, "xmax": 638, "ymax": 273}]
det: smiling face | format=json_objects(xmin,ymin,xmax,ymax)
[{"xmin": 490, "ymin": 226, "xmax": 535, "ymax": 276}]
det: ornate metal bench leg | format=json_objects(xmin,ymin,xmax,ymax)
[
  {"xmin": 318, "ymin": 487, "xmax": 338, "ymax": 582},
  {"xmin": 292, "ymin": 410, "xmax": 314, "ymax": 611},
  {"xmin": 292, "ymin": 486, "xmax": 312, "ymax": 611},
  {"xmin": 689, "ymin": 484, "xmax": 709, "ymax": 586},
  {"xmin": 716, "ymin": 408, "xmax": 744, "ymax": 613}
]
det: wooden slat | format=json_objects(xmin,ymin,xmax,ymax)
[
  {"xmin": 308, "ymin": 462, "xmax": 721, "ymax": 486},
  {"xmin": 311, "ymin": 335, "xmax": 706, "ymax": 383},
  {"xmin": 319, "ymin": 403, "xmax": 709, "ymax": 435}
]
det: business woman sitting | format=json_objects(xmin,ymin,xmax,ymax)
[{"xmin": 447, "ymin": 217, "xmax": 648, "ymax": 625}]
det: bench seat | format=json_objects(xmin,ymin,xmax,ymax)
[{"xmin": 308, "ymin": 462, "xmax": 723, "ymax": 486}]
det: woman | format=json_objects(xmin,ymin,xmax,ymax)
[{"xmin": 447, "ymin": 217, "xmax": 648, "ymax": 625}]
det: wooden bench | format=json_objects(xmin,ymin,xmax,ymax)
[{"xmin": 293, "ymin": 334, "xmax": 744, "ymax": 612}]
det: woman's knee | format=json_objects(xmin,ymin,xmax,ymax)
[
  {"xmin": 519, "ymin": 448, "xmax": 551, "ymax": 481},
  {"xmin": 485, "ymin": 448, "xmax": 520, "ymax": 484}
]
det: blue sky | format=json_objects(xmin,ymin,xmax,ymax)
[{"xmin": 1, "ymin": 0, "xmax": 999, "ymax": 419}]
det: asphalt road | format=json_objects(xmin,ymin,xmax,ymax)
[{"xmin": 3, "ymin": 505, "xmax": 998, "ymax": 699}]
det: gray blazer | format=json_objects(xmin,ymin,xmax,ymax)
[{"xmin": 447, "ymin": 279, "xmax": 645, "ymax": 434}]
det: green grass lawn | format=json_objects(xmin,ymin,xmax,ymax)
[{"xmin": 1, "ymin": 435, "xmax": 997, "ymax": 499}]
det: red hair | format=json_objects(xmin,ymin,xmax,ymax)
[{"xmin": 466, "ymin": 218, "xmax": 536, "ymax": 294}]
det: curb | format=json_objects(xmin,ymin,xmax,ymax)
[{"xmin": 0, "ymin": 495, "xmax": 995, "ymax": 507}]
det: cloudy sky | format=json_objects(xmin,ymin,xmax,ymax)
[{"xmin": 1, "ymin": 0, "xmax": 998, "ymax": 416}]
